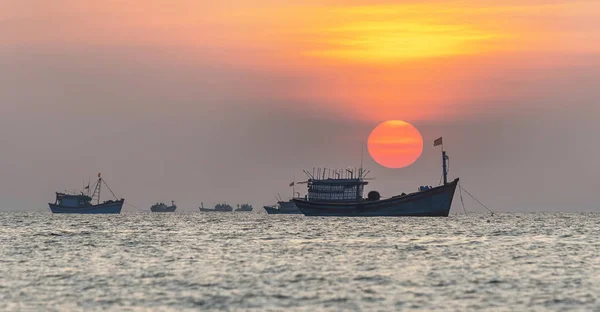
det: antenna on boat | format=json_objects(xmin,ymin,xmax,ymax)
[
  {"xmin": 362, "ymin": 170, "xmax": 371, "ymax": 179},
  {"xmin": 292, "ymin": 172, "xmax": 296, "ymax": 198},
  {"xmin": 86, "ymin": 175, "xmax": 91, "ymax": 197},
  {"xmin": 303, "ymin": 170, "xmax": 314, "ymax": 180},
  {"xmin": 360, "ymin": 142, "xmax": 364, "ymax": 179}
]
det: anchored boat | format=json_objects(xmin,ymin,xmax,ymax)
[
  {"xmin": 199, "ymin": 202, "xmax": 233, "ymax": 212},
  {"xmin": 48, "ymin": 173, "xmax": 124, "ymax": 214},
  {"xmin": 151, "ymin": 201, "xmax": 177, "ymax": 212},
  {"xmin": 264, "ymin": 179, "xmax": 303, "ymax": 214},
  {"xmin": 235, "ymin": 203, "xmax": 253, "ymax": 212},
  {"xmin": 293, "ymin": 138, "xmax": 458, "ymax": 217},
  {"xmin": 264, "ymin": 200, "xmax": 300, "ymax": 214}
]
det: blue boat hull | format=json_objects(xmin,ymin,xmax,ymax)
[
  {"xmin": 48, "ymin": 200, "xmax": 124, "ymax": 214},
  {"xmin": 293, "ymin": 179, "xmax": 458, "ymax": 217}
]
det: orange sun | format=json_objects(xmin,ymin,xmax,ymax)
[{"xmin": 368, "ymin": 120, "xmax": 423, "ymax": 168}]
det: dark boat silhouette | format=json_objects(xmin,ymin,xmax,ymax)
[
  {"xmin": 235, "ymin": 203, "xmax": 253, "ymax": 212},
  {"xmin": 264, "ymin": 179, "xmax": 303, "ymax": 214},
  {"xmin": 151, "ymin": 201, "xmax": 177, "ymax": 212},
  {"xmin": 48, "ymin": 173, "xmax": 124, "ymax": 214},
  {"xmin": 199, "ymin": 202, "xmax": 233, "ymax": 212},
  {"xmin": 293, "ymin": 138, "xmax": 458, "ymax": 217},
  {"xmin": 264, "ymin": 200, "xmax": 301, "ymax": 214}
]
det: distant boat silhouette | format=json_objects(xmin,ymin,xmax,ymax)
[
  {"xmin": 199, "ymin": 202, "xmax": 233, "ymax": 212},
  {"xmin": 235, "ymin": 203, "xmax": 253, "ymax": 212},
  {"xmin": 48, "ymin": 173, "xmax": 124, "ymax": 214},
  {"xmin": 151, "ymin": 201, "xmax": 177, "ymax": 212}
]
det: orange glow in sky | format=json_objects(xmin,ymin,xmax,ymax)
[
  {"xmin": 368, "ymin": 120, "xmax": 424, "ymax": 168},
  {"xmin": 5, "ymin": 0, "xmax": 600, "ymax": 124}
]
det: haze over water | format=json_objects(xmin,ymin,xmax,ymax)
[{"xmin": 2, "ymin": 212, "xmax": 598, "ymax": 311}]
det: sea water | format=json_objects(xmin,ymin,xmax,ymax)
[{"xmin": 0, "ymin": 212, "xmax": 598, "ymax": 311}]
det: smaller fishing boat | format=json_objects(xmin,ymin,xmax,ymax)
[
  {"xmin": 264, "ymin": 180, "xmax": 303, "ymax": 214},
  {"xmin": 48, "ymin": 173, "xmax": 124, "ymax": 214},
  {"xmin": 199, "ymin": 202, "xmax": 233, "ymax": 212},
  {"xmin": 264, "ymin": 200, "xmax": 301, "ymax": 214},
  {"xmin": 235, "ymin": 203, "xmax": 253, "ymax": 212},
  {"xmin": 150, "ymin": 201, "xmax": 177, "ymax": 212}
]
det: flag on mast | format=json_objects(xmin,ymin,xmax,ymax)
[
  {"xmin": 289, "ymin": 182, "xmax": 295, "ymax": 187},
  {"xmin": 434, "ymin": 137, "xmax": 443, "ymax": 147}
]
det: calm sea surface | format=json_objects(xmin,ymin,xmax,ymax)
[{"xmin": 1, "ymin": 212, "xmax": 599, "ymax": 311}]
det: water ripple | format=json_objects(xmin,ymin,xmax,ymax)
[{"xmin": 0, "ymin": 212, "xmax": 599, "ymax": 311}]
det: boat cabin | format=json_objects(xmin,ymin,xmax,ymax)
[
  {"xmin": 307, "ymin": 178, "xmax": 368, "ymax": 202},
  {"xmin": 54, "ymin": 193, "xmax": 92, "ymax": 207}
]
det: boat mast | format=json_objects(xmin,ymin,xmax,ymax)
[
  {"xmin": 360, "ymin": 142, "xmax": 364, "ymax": 179},
  {"xmin": 442, "ymin": 149, "xmax": 448, "ymax": 184},
  {"xmin": 97, "ymin": 173, "xmax": 102, "ymax": 205},
  {"xmin": 433, "ymin": 137, "xmax": 449, "ymax": 184},
  {"xmin": 437, "ymin": 139, "xmax": 448, "ymax": 185},
  {"xmin": 292, "ymin": 173, "xmax": 295, "ymax": 199},
  {"xmin": 442, "ymin": 150, "xmax": 448, "ymax": 185}
]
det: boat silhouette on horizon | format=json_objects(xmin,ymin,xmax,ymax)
[
  {"xmin": 151, "ymin": 201, "xmax": 177, "ymax": 212},
  {"xmin": 293, "ymin": 138, "xmax": 458, "ymax": 217},
  {"xmin": 199, "ymin": 202, "xmax": 233, "ymax": 212},
  {"xmin": 235, "ymin": 203, "xmax": 253, "ymax": 212}
]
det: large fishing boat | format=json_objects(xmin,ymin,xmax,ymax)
[
  {"xmin": 151, "ymin": 201, "xmax": 177, "ymax": 212},
  {"xmin": 199, "ymin": 202, "xmax": 233, "ymax": 212},
  {"xmin": 293, "ymin": 138, "xmax": 458, "ymax": 217},
  {"xmin": 264, "ymin": 200, "xmax": 301, "ymax": 214},
  {"xmin": 235, "ymin": 203, "xmax": 253, "ymax": 212},
  {"xmin": 48, "ymin": 174, "xmax": 124, "ymax": 214}
]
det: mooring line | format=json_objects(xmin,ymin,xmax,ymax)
[
  {"xmin": 459, "ymin": 183, "xmax": 494, "ymax": 216},
  {"xmin": 458, "ymin": 182, "xmax": 467, "ymax": 215},
  {"xmin": 124, "ymin": 202, "xmax": 142, "ymax": 211}
]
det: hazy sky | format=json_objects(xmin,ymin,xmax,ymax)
[{"xmin": 1, "ymin": 0, "xmax": 599, "ymax": 212}]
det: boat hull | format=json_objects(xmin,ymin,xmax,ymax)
[
  {"xmin": 264, "ymin": 206, "xmax": 299, "ymax": 214},
  {"xmin": 293, "ymin": 179, "xmax": 458, "ymax": 217},
  {"xmin": 48, "ymin": 200, "xmax": 124, "ymax": 214},
  {"xmin": 264, "ymin": 203, "xmax": 302, "ymax": 214},
  {"xmin": 151, "ymin": 206, "xmax": 177, "ymax": 212},
  {"xmin": 199, "ymin": 208, "xmax": 232, "ymax": 212}
]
